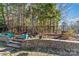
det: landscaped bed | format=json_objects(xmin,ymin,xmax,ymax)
[{"xmin": 1, "ymin": 46, "xmax": 79, "ymax": 56}]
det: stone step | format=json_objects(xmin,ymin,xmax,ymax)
[
  {"xmin": 9, "ymin": 41, "xmax": 21, "ymax": 44},
  {"xmin": 6, "ymin": 43, "xmax": 21, "ymax": 48}
]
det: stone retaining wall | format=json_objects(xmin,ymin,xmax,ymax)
[{"xmin": 22, "ymin": 39, "xmax": 79, "ymax": 52}]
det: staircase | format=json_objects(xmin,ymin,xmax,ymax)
[{"xmin": 6, "ymin": 40, "xmax": 22, "ymax": 48}]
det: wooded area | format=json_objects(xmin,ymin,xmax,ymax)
[
  {"xmin": 0, "ymin": 3, "xmax": 79, "ymax": 39},
  {"xmin": 0, "ymin": 3, "xmax": 61, "ymax": 34}
]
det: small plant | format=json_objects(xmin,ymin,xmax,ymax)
[{"xmin": 62, "ymin": 29, "xmax": 75, "ymax": 40}]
